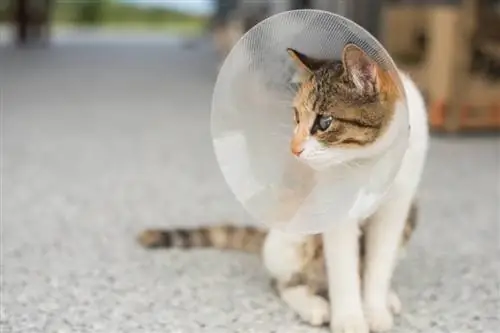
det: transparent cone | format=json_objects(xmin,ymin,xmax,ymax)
[{"xmin": 211, "ymin": 10, "xmax": 409, "ymax": 234}]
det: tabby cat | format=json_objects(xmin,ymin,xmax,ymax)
[{"xmin": 139, "ymin": 43, "xmax": 429, "ymax": 333}]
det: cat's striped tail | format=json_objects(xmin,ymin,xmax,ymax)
[{"xmin": 137, "ymin": 225, "xmax": 267, "ymax": 254}]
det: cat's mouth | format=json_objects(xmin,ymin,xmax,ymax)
[
  {"xmin": 295, "ymin": 144, "xmax": 355, "ymax": 171},
  {"xmin": 296, "ymin": 153, "xmax": 336, "ymax": 171}
]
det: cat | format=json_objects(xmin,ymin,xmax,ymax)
[
  {"xmin": 278, "ymin": 44, "xmax": 429, "ymax": 333},
  {"xmin": 138, "ymin": 43, "xmax": 429, "ymax": 333}
]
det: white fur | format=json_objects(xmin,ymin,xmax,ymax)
[
  {"xmin": 361, "ymin": 73, "xmax": 428, "ymax": 332},
  {"xmin": 262, "ymin": 72, "xmax": 429, "ymax": 333},
  {"xmin": 280, "ymin": 285, "xmax": 331, "ymax": 326},
  {"xmin": 262, "ymin": 230, "xmax": 306, "ymax": 282},
  {"xmin": 323, "ymin": 219, "xmax": 369, "ymax": 333}
]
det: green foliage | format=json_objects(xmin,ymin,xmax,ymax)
[
  {"xmin": 0, "ymin": 0, "xmax": 11, "ymax": 22},
  {"xmin": 98, "ymin": 3, "xmax": 204, "ymax": 25},
  {"xmin": 74, "ymin": 1, "xmax": 106, "ymax": 24},
  {"xmin": 0, "ymin": 0, "xmax": 208, "ymax": 31}
]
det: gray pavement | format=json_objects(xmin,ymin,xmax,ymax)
[{"xmin": 1, "ymin": 30, "xmax": 499, "ymax": 333}]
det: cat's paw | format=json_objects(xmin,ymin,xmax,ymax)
[
  {"xmin": 365, "ymin": 304, "xmax": 394, "ymax": 332},
  {"xmin": 281, "ymin": 286, "xmax": 330, "ymax": 327},
  {"xmin": 330, "ymin": 311, "xmax": 369, "ymax": 333},
  {"xmin": 387, "ymin": 290, "xmax": 402, "ymax": 315},
  {"xmin": 299, "ymin": 296, "xmax": 330, "ymax": 326}
]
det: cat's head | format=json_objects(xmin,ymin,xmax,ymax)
[{"xmin": 287, "ymin": 43, "xmax": 401, "ymax": 170}]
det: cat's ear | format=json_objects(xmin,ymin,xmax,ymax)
[
  {"xmin": 342, "ymin": 43, "xmax": 380, "ymax": 91},
  {"xmin": 287, "ymin": 48, "xmax": 326, "ymax": 83}
]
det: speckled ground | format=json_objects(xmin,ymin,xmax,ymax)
[{"xmin": 1, "ymin": 29, "xmax": 499, "ymax": 333}]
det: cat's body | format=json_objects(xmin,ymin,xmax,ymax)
[
  {"xmin": 139, "ymin": 44, "xmax": 428, "ymax": 333},
  {"xmin": 277, "ymin": 46, "xmax": 429, "ymax": 333},
  {"xmin": 260, "ymin": 74, "xmax": 428, "ymax": 328}
]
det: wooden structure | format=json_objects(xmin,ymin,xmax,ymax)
[
  {"xmin": 213, "ymin": 0, "xmax": 499, "ymax": 132},
  {"xmin": 382, "ymin": 0, "xmax": 500, "ymax": 132}
]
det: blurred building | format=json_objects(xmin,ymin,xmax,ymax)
[{"xmin": 219, "ymin": 0, "xmax": 384, "ymax": 39}]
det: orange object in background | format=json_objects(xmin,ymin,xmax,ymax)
[
  {"xmin": 427, "ymin": 101, "xmax": 500, "ymax": 132},
  {"xmin": 429, "ymin": 101, "xmax": 446, "ymax": 129}
]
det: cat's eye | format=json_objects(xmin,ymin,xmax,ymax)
[{"xmin": 318, "ymin": 115, "xmax": 333, "ymax": 131}]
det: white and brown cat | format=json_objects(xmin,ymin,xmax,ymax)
[{"xmin": 138, "ymin": 43, "xmax": 429, "ymax": 333}]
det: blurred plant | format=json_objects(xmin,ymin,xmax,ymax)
[
  {"xmin": 0, "ymin": 0, "xmax": 208, "ymax": 33},
  {"xmin": 75, "ymin": 0, "xmax": 108, "ymax": 25},
  {"xmin": 0, "ymin": 0, "xmax": 12, "ymax": 22}
]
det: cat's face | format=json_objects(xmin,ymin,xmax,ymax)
[{"xmin": 287, "ymin": 44, "xmax": 400, "ymax": 170}]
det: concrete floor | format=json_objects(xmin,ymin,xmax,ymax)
[{"xmin": 1, "ymin": 30, "xmax": 499, "ymax": 333}]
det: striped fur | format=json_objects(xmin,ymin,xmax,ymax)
[
  {"xmin": 138, "ymin": 225, "xmax": 266, "ymax": 254},
  {"xmin": 288, "ymin": 44, "xmax": 400, "ymax": 151}
]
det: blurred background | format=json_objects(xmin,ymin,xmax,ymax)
[{"xmin": 1, "ymin": 1, "xmax": 498, "ymax": 333}]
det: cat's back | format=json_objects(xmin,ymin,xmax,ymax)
[
  {"xmin": 400, "ymin": 71, "xmax": 429, "ymax": 153},
  {"xmin": 395, "ymin": 71, "xmax": 429, "ymax": 190}
]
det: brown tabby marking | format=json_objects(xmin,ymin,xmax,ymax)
[
  {"xmin": 138, "ymin": 225, "xmax": 266, "ymax": 254},
  {"xmin": 288, "ymin": 44, "xmax": 401, "ymax": 153}
]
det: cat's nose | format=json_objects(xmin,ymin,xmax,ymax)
[
  {"xmin": 291, "ymin": 146, "xmax": 304, "ymax": 157},
  {"xmin": 291, "ymin": 130, "xmax": 306, "ymax": 157}
]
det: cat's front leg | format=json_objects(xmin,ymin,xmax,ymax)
[
  {"xmin": 363, "ymin": 189, "xmax": 414, "ymax": 332},
  {"xmin": 323, "ymin": 220, "xmax": 368, "ymax": 333}
]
